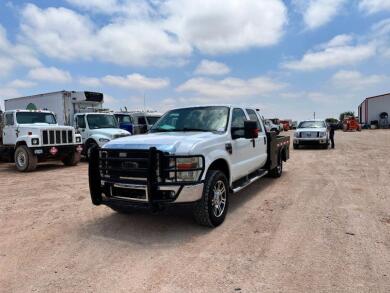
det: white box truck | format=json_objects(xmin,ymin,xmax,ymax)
[{"xmin": 4, "ymin": 91, "xmax": 130, "ymax": 158}]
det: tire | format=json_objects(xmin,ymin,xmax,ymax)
[
  {"xmin": 88, "ymin": 145, "xmax": 102, "ymax": 205},
  {"xmin": 269, "ymin": 154, "xmax": 283, "ymax": 178},
  {"xmin": 62, "ymin": 151, "xmax": 81, "ymax": 166},
  {"xmin": 293, "ymin": 144, "xmax": 299, "ymax": 149},
  {"xmin": 14, "ymin": 145, "xmax": 37, "ymax": 172},
  {"xmin": 193, "ymin": 170, "xmax": 229, "ymax": 227},
  {"xmin": 86, "ymin": 141, "xmax": 98, "ymax": 161}
]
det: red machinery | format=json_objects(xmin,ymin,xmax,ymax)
[
  {"xmin": 279, "ymin": 120, "xmax": 290, "ymax": 131},
  {"xmin": 343, "ymin": 116, "xmax": 361, "ymax": 132}
]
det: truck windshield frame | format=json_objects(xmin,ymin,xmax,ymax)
[
  {"xmin": 298, "ymin": 121, "xmax": 326, "ymax": 129},
  {"xmin": 16, "ymin": 112, "xmax": 57, "ymax": 124},
  {"xmin": 87, "ymin": 114, "xmax": 118, "ymax": 129},
  {"xmin": 150, "ymin": 106, "xmax": 230, "ymax": 133}
]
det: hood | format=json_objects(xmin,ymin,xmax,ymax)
[
  {"xmin": 296, "ymin": 127, "xmax": 327, "ymax": 132},
  {"xmin": 18, "ymin": 124, "xmax": 73, "ymax": 130},
  {"xmin": 103, "ymin": 131, "xmax": 221, "ymax": 154},
  {"xmin": 90, "ymin": 128, "xmax": 130, "ymax": 138}
]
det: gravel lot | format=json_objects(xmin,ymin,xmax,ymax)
[{"xmin": 1, "ymin": 130, "xmax": 389, "ymax": 292}]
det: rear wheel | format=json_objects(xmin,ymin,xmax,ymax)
[
  {"xmin": 14, "ymin": 145, "xmax": 37, "ymax": 172},
  {"xmin": 62, "ymin": 151, "xmax": 81, "ymax": 166},
  {"xmin": 193, "ymin": 170, "xmax": 229, "ymax": 227},
  {"xmin": 269, "ymin": 154, "xmax": 283, "ymax": 178}
]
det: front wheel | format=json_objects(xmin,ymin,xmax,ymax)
[
  {"xmin": 193, "ymin": 170, "xmax": 229, "ymax": 227},
  {"xmin": 14, "ymin": 145, "xmax": 37, "ymax": 172},
  {"xmin": 62, "ymin": 151, "xmax": 81, "ymax": 166}
]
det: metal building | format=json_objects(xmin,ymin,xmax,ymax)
[{"xmin": 358, "ymin": 93, "xmax": 390, "ymax": 125}]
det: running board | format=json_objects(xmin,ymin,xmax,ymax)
[{"xmin": 232, "ymin": 170, "xmax": 268, "ymax": 194}]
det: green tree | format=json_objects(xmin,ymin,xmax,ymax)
[
  {"xmin": 325, "ymin": 118, "xmax": 338, "ymax": 124},
  {"xmin": 339, "ymin": 111, "xmax": 354, "ymax": 121}
]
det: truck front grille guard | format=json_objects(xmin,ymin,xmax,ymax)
[{"xmin": 99, "ymin": 148, "xmax": 205, "ymax": 188}]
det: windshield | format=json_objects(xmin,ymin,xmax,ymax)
[
  {"xmin": 151, "ymin": 106, "xmax": 230, "ymax": 133},
  {"xmin": 87, "ymin": 114, "xmax": 118, "ymax": 129},
  {"xmin": 146, "ymin": 116, "xmax": 160, "ymax": 125},
  {"xmin": 116, "ymin": 114, "xmax": 132, "ymax": 124},
  {"xmin": 16, "ymin": 112, "xmax": 56, "ymax": 124},
  {"xmin": 298, "ymin": 121, "xmax": 326, "ymax": 128}
]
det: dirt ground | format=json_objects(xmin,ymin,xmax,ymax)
[{"xmin": 0, "ymin": 130, "xmax": 389, "ymax": 293}]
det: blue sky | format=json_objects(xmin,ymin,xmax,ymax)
[{"xmin": 0, "ymin": 0, "xmax": 389, "ymax": 120}]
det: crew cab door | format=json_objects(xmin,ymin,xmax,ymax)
[
  {"xmin": 230, "ymin": 108, "xmax": 254, "ymax": 181},
  {"xmin": 3, "ymin": 112, "xmax": 17, "ymax": 145},
  {"xmin": 246, "ymin": 109, "xmax": 267, "ymax": 168}
]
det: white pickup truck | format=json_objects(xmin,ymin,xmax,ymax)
[
  {"xmin": 88, "ymin": 105, "xmax": 290, "ymax": 227},
  {"xmin": 74, "ymin": 112, "xmax": 130, "ymax": 158},
  {"xmin": 293, "ymin": 120, "xmax": 329, "ymax": 149},
  {"xmin": 0, "ymin": 110, "xmax": 83, "ymax": 171}
]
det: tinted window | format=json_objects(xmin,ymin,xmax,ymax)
[
  {"xmin": 138, "ymin": 116, "xmax": 147, "ymax": 125},
  {"xmin": 146, "ymin": 116, "xmax": 160, "ymax": 125},
  {"xmin": 231, "ymin": 108, "xmax": 247, "ymax": 138},
  {"xmin": 5, "ymin": 114, "xmax": 14, "ymax": 126},
  {"xmin": 76, "ymin": 115, "xmax": 86, "ymax": 128},
  {"xmin": 116, "ymin": 114, "xmax": 132, "ymax": 124},
  {"xmin": 87, "ymin": 114, "xmax": 117, "ymax": 129},
  {"xmin": 16, "ymin": 112, "xmax": 56, "ymax": 124},
  {"xmin": 246, "ymin": 109, "xmax": 263, "ymax": 132}
]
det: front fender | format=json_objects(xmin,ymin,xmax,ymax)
[
  {"xmin": 203, "ymin": 149, "xmax": 232, "ymax": 184},
  {"xmin": 16, "ymin": 135, "xmax": 39, "ymax": 148},
  {"xmin": 88, "ymin": 134, "xmax": 111, "ymax": 147}
]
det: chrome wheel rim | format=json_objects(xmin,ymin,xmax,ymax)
[
  {"xmin": 211, "ymin": 180, "xmax": 227, "ymax": 218},
  {"xmin": 17, "ymin": 151, "xmax": 27, "ymax": 167}
]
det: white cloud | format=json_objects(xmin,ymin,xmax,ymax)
[
  {"xmin": 19, "ymin": 1, "xmax": 287, "ymax": 66},
  {"xmin": 0, "ymin": 24, "xmax": 41, "ymax": 76},
  {"xmin": 163, "ymin": 0, "xmax": 287, "ymax": 54},
  {"xmin": 102, "ymin": 74, "xmax": 169, "ymax": 90},
  {"xmin": 194, "ymin": 60, "xmax": 230, "ymax": 76},
  {"xmin": 28, "ymin": 67, "xmax": 72, "ymax": 83},
  {"xmin": 7, "ymin": 79, "xmax": 37, "ymax": 89},
  {"xmin": 359, "ymin": 0, "xmax": 390, "ymax": 14},
  {"xmin": 79, "ymin": 77, "xmax": 101, "ymax": 87},
  {"xmin": 177, "ymin": 76, "xmax": 285, "ymax": 99},
  {"xmin": 294, "ymin": 0, "xmax": 347, "ymax": 30},
  {"xmin": 331, "ymin": 70, "xmax": 387, "ymax": 89},
  {"xmin": 282, "ymin": 35, "xmax": 376, "ymax": 71}
]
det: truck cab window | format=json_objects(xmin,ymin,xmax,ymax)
[
  {"xmin": 246, "ymin": 109, "xmax": 263, "ymax": 132},
  {"xmin": 76, "ymin": 116, "xmax": 86, "ymax": 129},
  {"xmin": 138, "ymin": 116, "xmax": 147, "ymax": 125},
  {"xmin": 5, "ymin": 114, "xmax": 14, "ymax": 126},
  {"xmin": 231, "ymin": 108, "xmax": 247, "ymax": 138}
]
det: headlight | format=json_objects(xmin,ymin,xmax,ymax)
[
  {"xmin": 76, "ymin": 136, "xmax": 81, "ymax": 143},
  {"xmin": 99, "ymin": 138, "xmax": 110, "ymax": 143},
  {"xmin": 320, "ymin": 132, "xmax": 327, "ymax": 137},
  {"xmin": 294, "ymin": 132, "xmax": 300, "ymax": 137},
  {"xmin": 31, "ymin": 138, "xmax": 39, "ymax": 145},
  {"xmin": 169, "ymin": 157, "xmax": 203, "ymax": 182}
]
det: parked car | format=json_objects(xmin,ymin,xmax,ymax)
[
  {"xmin": 264, "ymin": 119, "xmax": 280, "ymax": 134},
  {"xmin": 89, "ymin": 105, "xmax": 290, "ymax": 227},
  {"xmin": 293, "ymin": 120, "xmax": 329, "ymax": 149},
  {"xmin": 130, "ymin": 111, "xmax": 162, "ymax": 134}
]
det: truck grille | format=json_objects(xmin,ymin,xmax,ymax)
[
  {"xmin": 42, "ymin": 130, "xmax": 74, "ymax": 145},
  {"xmin": 100, "ymin": 149, "xmax": 151, "ymax": 180},
  {"xmin": 300, "ymin": 131, "xmax": 319, "ymax": 138}
]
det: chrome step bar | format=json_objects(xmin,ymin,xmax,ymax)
[{"xmin": 232, "ymin": 170, "xmax": 268, "ymax": 194}]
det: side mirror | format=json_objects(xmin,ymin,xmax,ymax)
[{"xmin": 244, "ymin": 121, "xmax": 259, "ymax": 139}]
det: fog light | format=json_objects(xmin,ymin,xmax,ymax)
[{"xmin": 31, "ymin": 138, "xmax": 39, "ymax": 145}]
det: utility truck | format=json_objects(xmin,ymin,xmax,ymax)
[
  {"xmin": 4, "ymin": 91, "xmax": 130, "ymax": 158},
  {"xmin": 89, "ymin": 105, "xmax": 290, "ymax": 227},
  {"xmin": 0, "ymin": 109, "xmax": 82, "ymax": 171}
]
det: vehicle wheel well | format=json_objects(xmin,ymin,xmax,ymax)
[
  {"xmin": 15, "ymin": 141, "xmax": 27, "ymax": 148},
  {"xmin": 208, "ymin": 159, "xmax": 230, "ymax": 182},
  {"xmin": 85, "ymin": 138, "xmax": 97, "ymax": 147}
]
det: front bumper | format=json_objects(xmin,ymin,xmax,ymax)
[
  {"xmin": 31, "ymin": 145, "xmax": 83, "ymax": 159},
  {"xmin": 100, "ymin": 180, "xmax": 204, "ymax": 206},
  {"xmin": 293, "ymin": 138, "xmax": 328, "ymax": 145}
]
